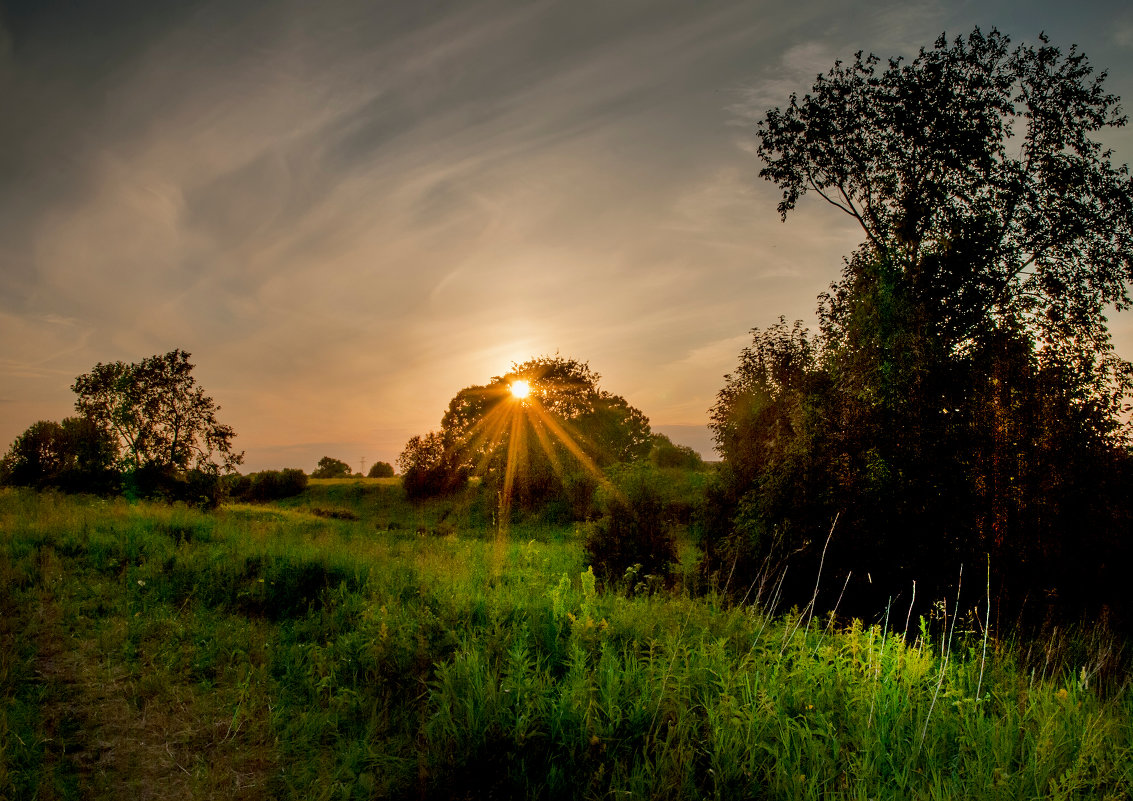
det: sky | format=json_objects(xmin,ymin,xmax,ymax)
[{"xmin": 2, "ymin": 0, "xmax": 1132, "ymax": 473}]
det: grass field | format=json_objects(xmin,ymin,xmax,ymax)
[{"xmin": 1, "ymin": 481, "xmax": 1130, "ymax": 799}]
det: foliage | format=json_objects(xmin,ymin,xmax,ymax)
[
  {"xmin": 0, "ymin": 416, "xmax": 118, "ymax": 493},
  {"xmin": 311, "ymin": 456, "xmax": 352, "ymax": 479},
  {"xmin": 436, "ymin": 355, "xmax": 651, "ymax": 510},
  {"xmin": 706, "ymin": 28, "xmax": 1133, "ymax": 627},
  {"xmin": 228, "ymin": 468, "xmax": 309, "ymax": 502},
  {"xmin": 759, "ymin": 27, "xmax": 1133, "ymax": 409},
  {"xmin": 397, "ymin": 431, "xmax": 467, "ymax": 500},
  {"xmin": 3, "ymin": 489, "xmax": 1131, "ymax": 800},
  {"xmin": 583, "ymin": 465, "xmax": 679, "ymax": 592},
  {"xmin": 71, "ymin": 349, "xmax": 243, "ymax": 476},
  {"xmin": 367, "ymin": 460, "xmax": 394, "ymax": 478},
  {"xmin": 648, "ymin": 433, "xmax": 705, "ymax": 470}
]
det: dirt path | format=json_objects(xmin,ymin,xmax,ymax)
[{"xmin": 32, "ymin": 588, "xmax": 273, "ymax": 800}]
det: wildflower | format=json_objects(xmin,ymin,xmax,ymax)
[{"xmin": 137, "ymin": 579, "xmax": 145, "ymax": 587}]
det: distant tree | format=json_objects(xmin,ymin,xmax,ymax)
[
  {"xmin": 0, "ymin": 416, "xmax": 117, "ymax": 493},
  {"xmin": 311, "ymin": 456, "xmax": 352, "ymax": 479},
  {"xmin": 367, "ymin": 461, "xmax": 395, "ymax": 478},
  {"xmin": 72, "ymin": 349, "xmax": 243, "ymax": 476},
  {"xmin": 649, "ymin": 433, "xmax": 705, "ymax": 470},
  {"xmin": 397, "ymin": 432, "xmax": 466, "ymax": 499}
]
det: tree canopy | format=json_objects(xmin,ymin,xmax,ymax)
[
  {"xmin": 72, "ymin": 350, "xmax": 243, "ymax": 476},
  {"xmin": 367, "ymin": 461, "xmax": 395, "ymax": 479},
  {"xmin": 0, "ymin": 417, "xmax": 118, "ymax": 493},
  {"xmin": 707, "ymin": 28, "xmax": 1133, "ymax": 627},
  {"xmin": 759, "ymin": 28, "xmax": 1133, "ymax": 406},
  {"xmin": 441, "ymin": 356, "xmax": 651, "ymax": 499},
  {"xmin": 399, "ymin": 355, "xmax": 651, "ymax": 508},
  {"xmin": 312, "ymin": 456, "xmax": 353, "ymax": 479}
]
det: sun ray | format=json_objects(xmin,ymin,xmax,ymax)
[
  {"xmin": 526, "ymin": 401, "xmax": 622, "ymax": 501},
  {"xmin": 495, "ymin": 402, "xmax": 527, "ymax": 573},
  {"xmin": 528, "ymin": 413, "xmax": 566, "ymax": 479}
]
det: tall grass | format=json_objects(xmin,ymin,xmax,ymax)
[{"xmin": 1, "ymin": 485, "xmax": 1130, "ymax": 799}]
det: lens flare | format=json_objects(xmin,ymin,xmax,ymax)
[{"xmin": 450, "ymin": 374, "xmax": 624, "ymax": 576}]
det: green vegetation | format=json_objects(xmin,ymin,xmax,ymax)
[
  {"xmin": 3, "ymin": 350, "xmax": 243, "ymax": 506},
  {"xmin": 707, "ymin": 28, "xmax": 1133, "ymax": 627},
  {"xmin": 3, "ymin": 25, "xmax": 1133, "ymax": 801},
  {"xmin": 398, "ymin": 355, "xmax": 653, "ymax": 509},
  {"xmin": 312, "ymin": 457, "xmax": 354, "ymax": 479},
  {"xmin": 3, "ymin": 484, "xmax": 1130, "ymax": 799},
  {"xmin": 366, "ymin": 461, "xmax": 394, "ymax": 479}
]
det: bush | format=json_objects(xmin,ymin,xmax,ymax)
[
  {"xmin": 649, "ymin": 434, "xmax": 705, "ymax": 470},
  {"xmin": 229, "ymin": 469, "xmax": 309, "ymax": 502},
  {"xmin": 584, "ymin": 468, "xmax": 677, "ymax": 593},
  {"xmin": 122, "ymin": 465, "xmax": 225, "ymax": 508},
  {"xmin": 367, "ymin": 461, "xmax": 395, "ymax": 478}
]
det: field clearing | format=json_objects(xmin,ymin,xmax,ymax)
[{"xmin": 1, "ymin": 483, "xmax": 1130, "ymax": 800}]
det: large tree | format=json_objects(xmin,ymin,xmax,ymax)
[
  {"xmin": 401, "ymin": 355, "xmax": 651, "ymax": 507},
  {"xmin": 441, "ymin": 355, "xmax": 651, "ymax": 478},
  {"xmin": 759, "ymin": 28, "xmax": 1133, "ymax": 406},
  {"xmin": 72, "ymin": 349, "xmax": 243, "ymax": 476},
  {"xmin": 708, "ymin": 29, "xmax": 1133, "ymax": 626}
]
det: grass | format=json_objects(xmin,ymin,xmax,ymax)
[{"xmin": 1, "ymin": 483, "xmax": 1130, "ymax": 799}]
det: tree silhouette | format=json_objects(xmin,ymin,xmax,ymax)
[
  {"xmin": 312, "ymin": 456, "xmax": 353, "ymax": 479},
  {"xmin": 72, "ymin": 350, "xmax": 243, "ymax": 476},
  {"xmin": 707, "ymin": 29, "xmax": 1133, "ymax": 628}
]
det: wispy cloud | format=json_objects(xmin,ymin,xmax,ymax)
[{"xmin": 2, "ymin": 0, "xmax": 1129, "ymax": 468}]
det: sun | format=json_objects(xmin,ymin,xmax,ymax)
[{"xmin": 509, "ymin": 379, "xmax": 531, "ymax": 400}]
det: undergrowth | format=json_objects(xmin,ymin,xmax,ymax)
[{"xmin": 1, "ymin": 486, "xmax": 1130, "ymax": 799}]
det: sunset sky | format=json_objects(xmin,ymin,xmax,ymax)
[{"xmin": 2, "ymin": 0, "xmax": 1132, "ymax": 473}]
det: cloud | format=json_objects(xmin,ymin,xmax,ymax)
[{"xmin": 3, "ymin": 0, "xmax": 1129, "ymax": 462}]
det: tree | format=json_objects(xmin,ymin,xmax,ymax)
[
  {"xmin": 72, "ymin": 350, "xmax": 243, "ymax": 476},
  {"xmin": 367, "ymin": 461, "xmax": 395, "ymax": 478},
  {"xmin": 437, "ymin": 355, "xmax": 651, "ymax": 510},
  {"xmin": 312, "ymin": 456, "xmax": 352, "ymax": 479},
  {"xmin": 0, "ymin": 416, "xmax": 117, "ymax": 493},
  {"xmin": 397, "ymin": 432, "xmax": 465, "ymax": 499},
  {"xmin": 649, "ymin": 434, "xmax": 705, "ymax": 470},
  {"xmin": 759, "ymin": 28, "xmax": 1133, "ymax": 410},
  {"xmin": 706, "ymin": 29, "xmax": 1133, "ymax": 626}
]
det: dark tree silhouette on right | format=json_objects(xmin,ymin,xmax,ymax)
[{"xmin": 707, "ymin": 29, "xmax": 1133, "ymax": 629}]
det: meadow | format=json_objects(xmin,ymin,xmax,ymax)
[{"xmin": 1, "ymin": 480, "xmax": 1130, "ymax": 800}]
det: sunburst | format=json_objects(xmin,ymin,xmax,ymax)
[{"xmin": 450, "ymin": 373, "xmax": 619, "ymax": 571}]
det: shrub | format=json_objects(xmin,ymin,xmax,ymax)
[
  {"xmin": 649, "ymin": 434, "xmax": 705, "ymax": 470},
  {"xmin": 584, "ymin": 468, "xmax": 677, "ymax": 592},
  {"xmin": 229, "ymin": 469, "xmax": 309, "ymax": 502}
]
